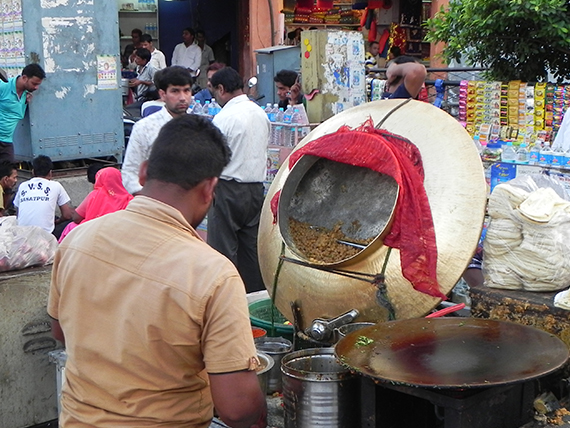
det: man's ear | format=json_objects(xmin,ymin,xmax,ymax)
[
  {"xmin": 138, "ymin": 160, "xmax": 149, "ymax": 187},
  {"xmin": 202, "ymin": 177, "xmax": 218, "ymax": 204},
  {"xmin": 158, "ymin": 89, "xmax": 166, "ymax": 102}
]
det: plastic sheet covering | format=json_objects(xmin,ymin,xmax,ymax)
[
  {"xmin": 272, "ymin": 119, "xmax": 445, "ymax": 299},
  {"xmin": 0, "ymin": 216, "xmax": 57, "ymax": 272},
  {"xmin": 484, "ymin": 174, "xmax": 570, "ymax": 292}
]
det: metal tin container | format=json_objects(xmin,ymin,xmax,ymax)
[
  {"xmin": 256, "ymin": 351, "xmax": 274, "ymax": 396},
  {"xmin": 281, "ymin": 347, "xmax": 360, "ymax": 427},
  {"xmin": 255, "ymin": 336, "xmax": 293, "ymax": 393}
]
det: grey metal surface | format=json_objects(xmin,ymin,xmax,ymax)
[
  {"xmin": 281, "ymin": 347, "xmax": 360, "ymax": 428},
  {"xmin": 278, "ymin": 156, "xmax": 398, "ymax": 263},
  {"xmin": 255, "ymin": 45, "xmax": 301, "ymax": 106},
  {"xmin": 15, "ymin": 1, "xmax": 123, "ymax": 162}
]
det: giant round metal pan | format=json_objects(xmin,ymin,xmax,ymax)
[
  {"xmin": 258, "ymin": 99, "xmax": 487, "ymax": 326},
  {"xmin": 335, "ymin": 318, "xmax": 569, "ymax": 389}
]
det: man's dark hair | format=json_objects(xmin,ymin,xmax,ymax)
[
  {"xmin": 154, "ymin": 66, "xmax": 193, "ymax": 91},
  {"xmin": 183, "ymin": 27, "xmax": 195, "ymax": 36},
  {"xmin": 131, "ymin": 28, "xmax": 143, "ymax": 37},
  {"xmin": 393, "ymin": 55, "xmax": 420, "ymax": 64},
  {"xmin": 87, "ymin": 163, "xmax": 106, "ymax": 184},
  {"xmin": 141, "ymin": 34, "xmax": 153, "ymax": 44},
  {"xmin": 210, "ymin": 67, "xmax": 243, "ymax": 93},
  {"xmin": 207, "ymin": 62, "xmax": 225, "ymax": 73},
  {"xmin": 135, "ymin": 48, "xmax": 151, "ymax": 62},
  {"xmin": 32, "ymin": 155, "xmax": 53, "ymax": 177},
  {"xmin": 390, "ymin": 46, "xmax": 401, "ymax": 57},
  {"xmin": 0, "ymin": 162, "xmax": 16, "ymax": 180},
  {"xmin": 274, "ymin": 69, "xmax": 298, "ymax": 88},
  {"xmin": 22, "ymin": 64, "xmax": 46, "ymax": 80},
  {"xmin": 146, "ymin": 115, "xmax": 231, "ymax": 190},
  {"xmin": 369, "ymin": 41, "xmax": 379, "ymax": 48}
]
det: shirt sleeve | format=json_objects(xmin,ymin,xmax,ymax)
[
  {"xmin": 171, "ymin": 45, "xmax": 179, "ymax": 66},
  {"xmin": 207, "ymin": 47, "xmax": 215, "ymax": 63},
  {"xmin": 202, "ymin": 272, "xmax": 257, "ymax": 374},
  {"xmin": 121, "ymin": 123, "xmax": 147, "ymax": 194},
  {"xmin": 56, "ymin": 183, "xmax": 71, "ymax": 206},
  {"xmin": 190, "ymin": 47, "xmax": 201, "ymax": 71},
  {"xmin": 13, "ymin": 184, "xmax": 21, "ymax": 208},
  {"xmin": 158, "ymin": 51, "xmax": 167, "ymax": 69},
  {"xmin": 75, "ymin": 192, "xmax": 93, "ymax": 218}
]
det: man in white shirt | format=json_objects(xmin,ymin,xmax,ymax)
[
  {"xmin": 171, "ymin": 27, "xmax": 201, "ymax": 72},
  {"xmin": 140, "ymin": 34, "xmax": 166, "ymax": 70},
  {"xmin": 209, "ymin": 67, "xmax": 271, "ymax": 293},
  {"xmin": 14, "ymin": 155, "xmax": 75, "ymax": 235},
  {"xmin": 122, "ymin": 66, "xmax": 193, "ymax": 195}
]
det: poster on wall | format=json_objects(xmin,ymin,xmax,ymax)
[
  {"xmin": 97, "ymin": 55, "xmax": 118, "ymax": 90},
  {"xmin": 0, "ymin": 0, "xmax": 25, "ymax": 78}
]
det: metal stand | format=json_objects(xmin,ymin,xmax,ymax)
[{"xmin": 360, "ymin": 377, "xmax": 535, "ymax": 428}]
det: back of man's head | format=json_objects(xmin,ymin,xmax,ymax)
[
  {"xmin": 87, "ymin": 163, "xmax": 106, "ymax": 184},
  {"xmin": 0, "ymin": 162, "xmax": 15, "ymax": 181},
  {"xmin": 393, "ymin": 55, "xmax": 420, "ymax": 65},
  {"xmin": 136, "ymin": 48, "xmax": 152, "ymax": 62},
  {"xmin": 207, "ymin": 62, "xmax": 225, "ymax": 73},
  {"xmin": 210, "ymin": 67, "xmax": 243, "ymax": 93},
  {"xmin": 140, "ymin": 34, "xmax": 153, "ymax": 44},
  {"xmin": 146, "ymin": 115, "xmax": 231, "ymax": 190},
  {"xmin": 274, "ymin": 69, "xmax": 297, "ymax": 88},
  {"xmin": 22, "ymin": 63, "xmax": 46, "ymax": 80},
  {"xmin": 154, "ymin": 66, "xmax": 193, "ymax": 91},
  {"xmin": 32, "ymin": 155, "xmax": 53, "ymax": 178}
]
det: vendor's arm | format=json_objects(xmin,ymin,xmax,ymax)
[
  {"xmin": 289, "ymin": 81, "xmax": 304, "ymax": 106},
  {"xmin": 50, "ymin": 316, "xmax": 65, "ymax": 345},
  {"xmin": 386, "ymin": 61, "xmax": 426, "ymax": 99},
  {"xmin": 56, "ymin": 202, "xmax": 75, "ymax": 224},
  {"xmin": 210, "ymin": 370, "xmax": 267, "ymax": 428}
]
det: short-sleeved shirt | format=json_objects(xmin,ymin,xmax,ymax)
[
  {"xmin": 48, "ymin": 196, "xmax": 257, "ymax": 427},
  {"xmin": 0, "ymin": 76, "xmax": 28, "ymax": 143},
  {"xmin": 171, "ymin": 43, "xmax": 201, "ymax": 71},
  {"xmin": 134, "ymin": 63, "xmax": 157, "ymax": 102},
  {"xmin": 14, "ymin": 177, "xmax": 71, "ymax": 232}
]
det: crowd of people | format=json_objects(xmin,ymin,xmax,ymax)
[{"xmin": 0, "ymin": 30, "xmax": 428, "ymax": 425}]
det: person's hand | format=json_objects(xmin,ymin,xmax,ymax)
[
  {"xmin": 128, "ymin": 79, "xmax": 139, "ymax": 87},
  {"xmin": 289, "ymin": 82, "xmax": 301, "ymax": 105},
  {"xmin": 26, "ymin": 92, "xmax": 33, "ymax": 103}
]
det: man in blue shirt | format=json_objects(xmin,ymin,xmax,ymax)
[{"xmin": 0, "ymin": 64, "xmax": 45, "ymax": 163}]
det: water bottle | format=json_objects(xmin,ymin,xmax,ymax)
[
  {"xmin": 210, "ymin": 99, "xmax": 221, "ymax": 116},
  {"xmin": 264, "ymin": 103, "xmax": 273, "ymax": 121},
  {"xmin": 516, "ymin": 143, "xmax": 529, "ymax": 164},
  {"xmin": 290, "ymin": 108, "xmax": 303, "ymax": 147},
  {"xmin": 207, "ymin": 100, "xmax": 216, "ymax": 116},
  {"xmin": 539, "ymin": 143, "xmax": 553, "ymax": 166},
  {"xmin": 473, "ymin": 135, "xmax": 482, "ymax": 154},
  {"xmin": 272, "ymin": 107, "xmax": 285, "ymax": 146},
  {"xmin": 192, "ymin": 100, "xmax": 202, "ymax": 115},
  {"xmin": 501, "ymin": 141, "xmax": 516, "ymax": 163},
  {"xmin": 552, "ymin": 146, "xmax": 565, "ymax": 168},
  {"xmin": 282, "ymin": 106, "xmax": 294, "ymax": 147},
  {"xmin": 203, "ymin": 100, "xmax": 211, "ymax": 116},
  {"xmin": 529, "ymin": 141, "xmax": 542, "ymax": 165}
]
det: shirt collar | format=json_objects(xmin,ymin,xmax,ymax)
[{"xmin": 222, "ymin": 94, "xmax": 249, "ymax": 109}]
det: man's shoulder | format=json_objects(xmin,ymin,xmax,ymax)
[{"xmin": 132, "ymin": 108, "xmax": 169, "ymax": 129}]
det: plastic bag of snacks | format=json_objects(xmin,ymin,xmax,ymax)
[
  {"xmin": 0, "ymin": 216, "xmax": 57, "ymax": 272},
  {"xmin": 483, "ymin": 175, "xmax": 570, "ymax": 291}
]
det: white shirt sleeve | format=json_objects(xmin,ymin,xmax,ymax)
[
  {"xmin": 56, "ymin": 183, "xmax": 71, "ymax": 206},
  {"xmin": 188, "ymin": 46, "xmax": 201, "ymax": 71},
  {"xmin": 122, "ymin": 125, "xmax": 147, "ymax": 195},
  {"xmin": 171, "ymin": 45, "xmax": 180, "ymax": 66}
]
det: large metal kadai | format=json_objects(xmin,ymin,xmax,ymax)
[
  {"xmin": 258, "ymin": 99, "xmax": 487, "ymax": 326},
  {"xmin": 334, "ymin": 318, "xmax": 569, "ymax": 389}
]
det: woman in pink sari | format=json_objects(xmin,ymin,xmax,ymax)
[{"xmin": 59, "ymin": 167, "xmax": 133, "ymax": 242}]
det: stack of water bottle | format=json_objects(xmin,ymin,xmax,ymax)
[
  {"xmin": 264, "ymin": 103, "xmax": 309, "ymax": 147},
  {"xmin": 188, "ymin": 100, "xmax": 222, "ymax": 119},
  {"xmin": 476, "ymin": 135, "xmax": 570, "ymax": 168}
]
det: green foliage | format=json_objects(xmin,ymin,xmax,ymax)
[{"xmin": 425, "ymin": 0, "xmax": 570, "ymax": 82}]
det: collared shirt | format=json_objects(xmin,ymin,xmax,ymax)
[
  {"xmin": 134, "ymin": 63, "xmax": 157, "ymax": 102},
  {"xmin": 196, "ymin": 44, "xmax": 215, "ymax": 89},
  {"xmin": 48, "ymin": 196, "xmax": 257, "ymax": 428},
  {"xmin": 150, "ymin": 48, "xmax": 167, "ymax": 70},
  {"xmin": 212, "ymin": 94, "xmax": 270, "ymax": 183},
  {"xmin": 0, "ymin": 76, "xmax": 28, "ymax": 142},
  {"xmin": 121, "ymin": 107, "xmax": 174, "ymax": 194},
  {"xmin": 171, "ymin": 43, "xmax": 201, "ymax": 71}
]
